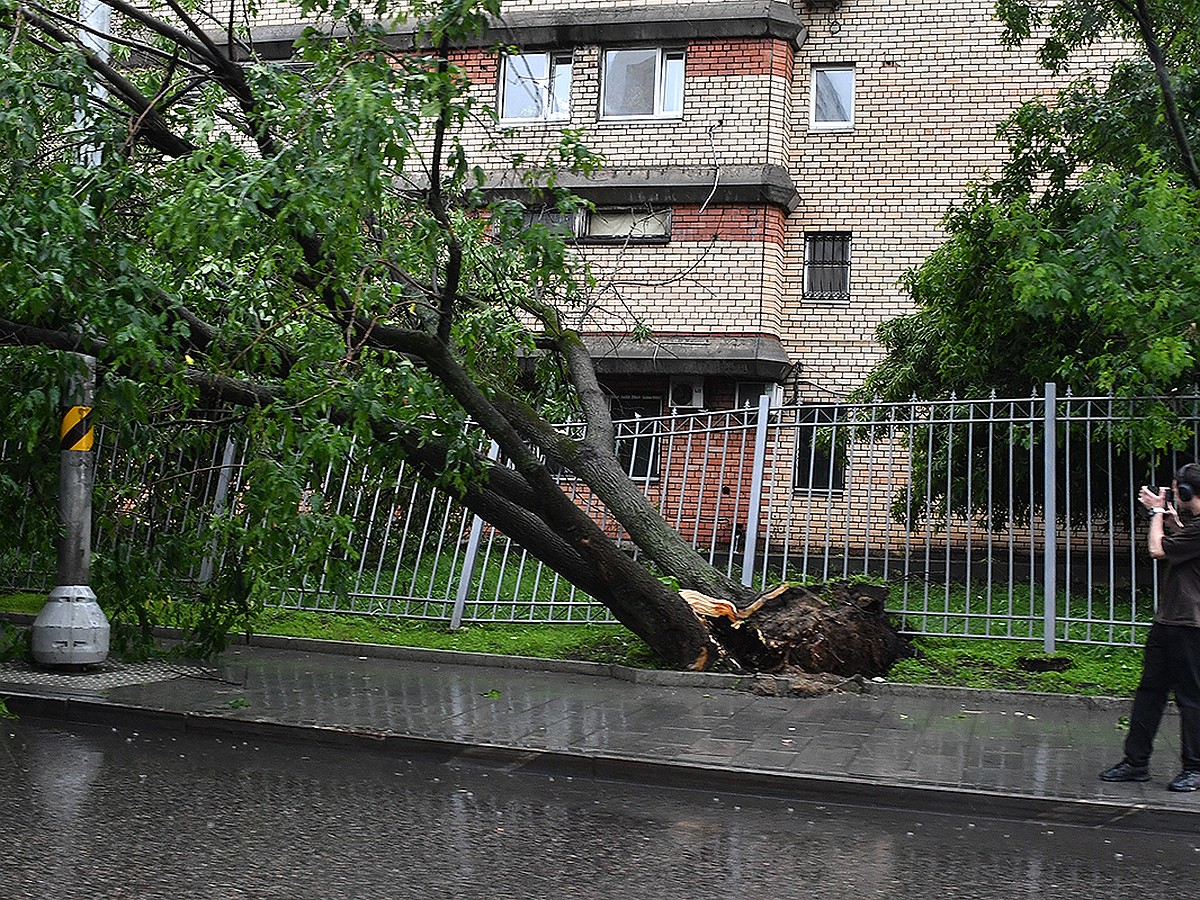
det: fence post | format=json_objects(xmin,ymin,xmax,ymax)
[
  {"xmin": 451, "ymin": 441, "xmax": 501, "ymax": 630},
  {"xmin": 198, "ymin": 435, "xmax": 238, "ymax": 586},
  {"xmin": 741, "ymin": 392, "xmax": 772, "ymax": 588},
  {"xmin": 1043, "ymin": 382, "xmax": 1057, "ymax": 654}
]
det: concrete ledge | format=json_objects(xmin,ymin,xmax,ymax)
[{"xmin": 238, "ymin": 1, "xmax": 806, "ymax": 60}]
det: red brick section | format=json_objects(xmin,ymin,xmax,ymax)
[
  {"xmin": 452, "ymin": 37, "xmax": 793, "ymax": 82},
  {"xmin": 672, "ymin": 205, "xmax": 787, "ymax": 244},
  {"xmin": 542, "ymin": 410, "xmax": 771, "ymax": 549},
  {"xmin": 450, "ymin": 48, "xmax": 498, "ymax": 84},
  {"xmin": 686, "ymin": 38, "xmax": 794, "ymax": 79}
]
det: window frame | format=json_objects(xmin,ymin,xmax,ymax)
[
  {"xmin": 792, "ymin": 405, "xmax": 847, "ymax": 494},
  {"xmin": 803, "ymin": 231, "xmax": 852, "ymax": 303},
  {"xmin": 600, "ymin": 47, "xmax": 686, "ymax": 121},
  {"xmin": 610, "ymin": 395, "xmax": 664, "ymax": 483},
  {"xmin": 499, "ymin": 50, "xmax": 574, "ymax": 124},
  {"xmin": 579, "ymin": 206, "xmax": 672, "ymax": 244},
  {"xmin": 810, "ymin": 64, "xmax": 855, "ymax": 131},
  {"xmin": 522, "ymin": 206, "xmax": 672, "ymax": 244},
  {"xmin": 521, "ymin": 207, "xmax": 580, "ymax": 238}
]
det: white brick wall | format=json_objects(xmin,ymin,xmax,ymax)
[
  {"xmin": 200, "ymin": 0, "xmax": 1135, "ymax": 397},
  {"xmin": 782, "ymin": 0, "xmax": 1130, "ymax": 400}
]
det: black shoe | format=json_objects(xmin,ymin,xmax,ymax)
[
  {"xmin": 1168, "ymin": 771, "xmax": 1200, "ymax": 792},
  {"xmin": 1099, "ymin": 761, "xmax": 1151, "ymax": 782}
]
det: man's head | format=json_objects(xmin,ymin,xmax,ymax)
[{"xmin": 1176, "ymin": 463, "xmax": 1200, "ymax": 513}]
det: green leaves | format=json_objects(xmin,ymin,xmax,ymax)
[
  {"xmin": 0, "ymin": 0, "xmax": 662, "ymax": 656},
  {"xmin": 864, "ymin": 160, "xmax": 1200, "ymax": 411}
]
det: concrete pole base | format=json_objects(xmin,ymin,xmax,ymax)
[{"xmin": 31, "ymin": 585, "xmax": 110, "ymax": 666}]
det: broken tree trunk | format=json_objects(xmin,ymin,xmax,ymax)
[{"xmin": 686, "ymin": 581, "xmax": 911, "ymax": 677}]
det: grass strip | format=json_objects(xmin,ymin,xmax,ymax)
[{"xmin": 1, "ymin": 592, "xmax": 1143, "ymax": 695}]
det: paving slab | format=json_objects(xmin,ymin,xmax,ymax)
[{"xmin": 3, "ymin": 635, "xmax": 1200, "ymax": 832}]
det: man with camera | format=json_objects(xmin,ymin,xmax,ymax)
[{"xmin": 1100, "ymin": 463, "xmax": 1200, "ymax": 792}]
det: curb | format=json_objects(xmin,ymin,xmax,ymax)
[
  {"xmin": 3, "ymin": 688, "xmax": 1190, "ymax": 835},
  {"xmin": 237, "ymin": 632, "xmax": 1134, "ymax": 710},
  {"xmin": 1, "ymin": 612, "xmax": 1133, "ymax": 708}
]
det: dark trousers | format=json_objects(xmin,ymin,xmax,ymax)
[{"xmin": 1124, "ymin": 623, "xmax": 1200, "ymax": 771}]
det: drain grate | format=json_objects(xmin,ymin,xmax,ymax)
[{"xmin": 0, "ymin": 658, "xmax": 213, "ymax": 691}]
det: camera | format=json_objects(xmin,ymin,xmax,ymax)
[{"xmin": 1165, "ymin": 487, "xmax": 1175, "ymax": 505}]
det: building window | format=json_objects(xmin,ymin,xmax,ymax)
[
  {"xmin": 793, "ymin": 406, "xmax": 846, "ymax": 493},
  {"xmin": 611, "ymin": 396, "xmax": 663, "ymax": 481},
  {"xmin": 811, "ymin": 65, "xmax": 854, "ymax": 129},
  {"xmin": 583, "ymin": 207, "xmax": 671, "ymax": 242},
  {"xmin": 803, "ymin": 231, "xmax": 851, "ymax": 302},
  {"xmin": 523, "ymin": 206, "xmax": 672, "ymax": 243},
  {"xmin": 735, "ymin": 382, "xmax": 781, "ymax": 409},
  {"xmin": 501, "ymin": 52, "xmax": 572, "ymax": 122},
  {"xmin": 522, "ymin": 207, "xmax": 578, "ymax": 237},
  {"xmin": 602, "ymin": 48, "xmax": 685, "ymax": 119}
]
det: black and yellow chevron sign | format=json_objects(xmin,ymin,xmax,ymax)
[{"xmin": 60, "ymin": 406, "xmax": 94, "ymax": 452}]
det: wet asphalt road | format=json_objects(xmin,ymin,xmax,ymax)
[{"xmin": 4, "ymin": 716, "xmax": 1200, "ymax": 899}]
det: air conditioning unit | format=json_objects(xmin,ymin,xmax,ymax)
[{"xmin": 669, "ymin": 376, "xmax": 705, "ymax": 409}]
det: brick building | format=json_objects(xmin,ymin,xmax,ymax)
[
  {"xmin": 221, "ymin": 0, "xmax": 1128, "ymax": 554},
  {"xmin": 237, "ymin": 0, "xmax": 1120, "ymax": 411}
]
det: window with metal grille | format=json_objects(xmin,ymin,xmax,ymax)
[
  {"xmin": 803, "ymin": 232, "xmax": 851, "ymax": 301},
  {"xmin": 611, "ymin": 395, "xmax": 663, "ymax": 481}
]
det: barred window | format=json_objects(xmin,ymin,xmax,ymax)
[
  {"xmin": 611, "ymin": 396, "xmax": 662, "ymax": 482},
  {"xmin": 804, "ymin": 232, "xmax": 851, "ymax": 302}
]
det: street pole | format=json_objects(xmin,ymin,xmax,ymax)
[
  {"xmin": 32, "ymin": 356, "xmax": 110, "ymax": 665},
  {"xmin": 30, "ymin": 0, "xmax": 112, "ymax": 666}
]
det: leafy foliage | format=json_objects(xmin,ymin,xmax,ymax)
[
  {"xmin": 850, "ymin": 1, "xmax": 1200, "ymax": 527},
  {"xmin": 0, "ymin": 0, "xmax": 728, "ymax": 667}
]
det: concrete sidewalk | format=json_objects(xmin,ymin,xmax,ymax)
[{"xmin": 2, "ymin": 635, "xmax": 1198, "ymax": 833}]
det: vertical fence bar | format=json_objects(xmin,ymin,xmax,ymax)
[
  {"xmin": 198, "ymin": 435, "xmax": 238, "ymax": 585},
  {"xmin": 451, "ymin": 441, "xmax": 501, "ymax": 629},
  {"xmin": 1043, "ymin": 382, "xmax": 1057, "ymax": 654},
  {"xmin": 741, "ymin": 392, "xmax": 771, "ymax": 588}
]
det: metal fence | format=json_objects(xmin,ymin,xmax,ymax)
[{"xmin": 6, "ymin": 386, "xmax": 1199, "ymax": 650}]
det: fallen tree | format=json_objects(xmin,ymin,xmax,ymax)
[{"xmin": 0, "ymin": 0, "xmax": 909, "ymax": 674}]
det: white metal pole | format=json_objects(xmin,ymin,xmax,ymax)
[
  {"xmin": 741, "ymin": 392, "xmax": 772, "ymax": 588},
  {"xmin": 1043, "ymin": 383, "xmax": 1057, "ymax": 654}
]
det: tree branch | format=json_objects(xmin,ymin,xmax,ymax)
[
  {"xmin": 0, "ymin": 317, "xmax": 103, "ymax": 354},
  {"xmin": 16, "ymin": 2, "xmax": 195, "ymax": 157},
  {"xmin": 1132, "ymin": 0, "xmax": 1200, "ymax": 188}
]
